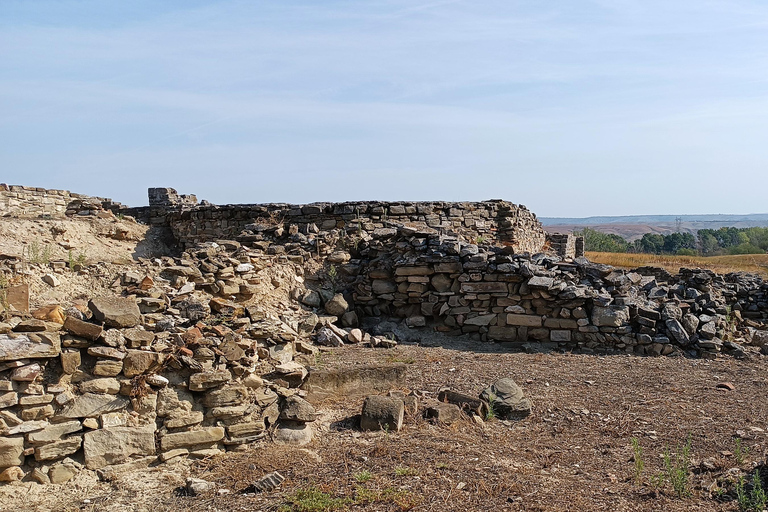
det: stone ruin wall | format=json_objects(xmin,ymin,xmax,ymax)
[
  {"xmin": 347, "ymin": 229, "xmax": 768, "ymax": 357},
  {"xmin": 138, "ymin": 188, "xmax": 549, "ymax": 256},
  {"xmin": 3, "ymin": 185, "xmax": 768, "ymax": 483},
  {"xmin": 0, "ymin": 184, "xmax": 126, "ymax": 218}
]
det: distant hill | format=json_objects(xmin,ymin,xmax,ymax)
[{"xmin": 541, "ymin": 214, "xmax": 768, "ymax": 241}]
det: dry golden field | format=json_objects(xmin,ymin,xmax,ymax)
[{"xmin": 585, "ymin": 251, "xmax": 768, "ymax": 278}]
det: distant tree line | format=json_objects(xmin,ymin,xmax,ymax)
[{"xmin": 574, "ymin": 226, "xmax": 768, "ymax": 255}]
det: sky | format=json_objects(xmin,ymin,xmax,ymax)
[{"xmin": 2, "ymin": 0, "xmax": 768, "ymax": 216}]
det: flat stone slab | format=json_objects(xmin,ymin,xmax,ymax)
[
  {"xmin": 302, "ymin": 364, "xmax": 407, "ymax": 403},
  {"xmin": 57, "ymin": 393, "xmax": 129, "ymax": 419},
  {"xmin": 0, "ymin": 333, "xmax": 61, "ymax": 361}
]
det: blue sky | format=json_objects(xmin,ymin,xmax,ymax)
[{"xmin": 2, "ymin": 0, "xmax": 768, "ymax": 216}]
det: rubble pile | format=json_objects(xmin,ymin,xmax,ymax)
[{"xmin": 350, "ymin": 228, "xmax": 768, "ymax": 358}]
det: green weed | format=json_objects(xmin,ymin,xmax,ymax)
[
  {"xmin": 394, "ymin": 466, "xmax": 418, "ymax": 477},
  {"xmin": 353, "ymin": 470, "xmax": 372, "ymax": 483},
  {"xmin": 735, "ymin": 437, "xmax": 750, "ymax": 465},
  {"xmin": 280, "ymin": 487, "xmax": 350, "ymax": 512},
  {"xmin": 631, "ymin": 437, "xmax": 644, "ymax": 485},
  {"xmin": 662, "ymin": 435, "xmax": 692, "ymax": 499},
  {"xmin": 737, "ymin": 469, "xmax": 767, "ymax": 512}
]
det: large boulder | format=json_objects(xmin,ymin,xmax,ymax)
[
  {"xmin": 89, "ymin": 297, "xmax": 141, "ymax": 328},
  {"xmin": 481, "ymin": 378, "xmax": 532, "ymax": 420}
]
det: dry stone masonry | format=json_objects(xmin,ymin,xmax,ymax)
[{"xmin": 1, "ymin": 184, "xmax": 767, "ymax": 484}]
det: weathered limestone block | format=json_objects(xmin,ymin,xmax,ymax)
[
  {"xmin": 63, "ymin": 316, "xmax": 103, "ymax": 341},
  {"xmin": 273, "ymin": 421, "xmax": 313, "ymax": 446},
  {"xmin": 57, "ymin": 393, "xmax": 130, "ymax": 419},
  {"xmin": 591, "ymin": 306, "xmax": 630, "ymax": 327},
  {"xmin": 160, "ymin": 427, "xmax": 225, "ymax": 451},
  {"xmin": 34, "ymin": 436, "xmax": 83, "ymax": 461},
  {"xmin": 93, "ymin": 360, "xmax": 123, "ymax": 376},
  {"xmin": 27, "ymin": 420, "xmax": 82, "ymax": 444},
  {"xmin": 122, "ymin": 350, "xmax": 164, "ymax": 377},
  {"xmin": 83, "ymin": 425, "xmax": 157, "ymax": 470},
  {"xmin": 188, "ymin": 370, "xmax": 231, "ymax": 391},
  {"xmin": 424, "ymin": 402, "xmax": 463, "ymax": 424},
  {"xmin": 60, "ymin": 349, "xmax": 81, "ymax": 374},
  {"xmin": 303, "ymin": 364, "xmax": 407, "ymax": 402},
  {"xmin": 202, "ymin": 386, "xmax": 248, "ymax": 408},
  {"xmin": 89, "ymin": 297, "xmax": 141, "ymax": 328},
  {"xmin": 0, "ymin": 437, "xmax": 24, "ymax": 469},
  {"xmin": 360, "ymin": 395, "xmax": 404, "ymax": 432},
  {"xmin": 460, "ymin": 282, "xmax": 508, "ymax": 294},
  {"xmin": 80, "ymin": 378, "xmax": 121, "ymax": 395},
  {"xmin": 506, "ymin": 314, "xmax": 542, "ymax": 327}
]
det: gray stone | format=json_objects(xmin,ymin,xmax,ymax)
[
  {"xmin": 681, "ymin": 314, "xmax": 700, "ymax": 335},
  {"xmin": 372, "ymin": 280, "xmax": 397, "ymax": 295},
  {"xmin": 665, "ymin": 319, "xmax": 690, "ymax": 345},
  {"xmin": 699, "ymin": 321, "xmax": 717, "ymax": 340},
  {"xmin": 279, "ymin": 396, "xmax": 317, "ymax": 422},
  {"xmin": 273, "ymin": 421, "xmax": 313, "ymax": 446},
  {"xmin": 591, "ymin": 306, "xmax": 630, "ymax": 327},
  {"xmin": 750, "ymin": 329, "xmax": 768, "ymax": 346},
  {"xmin": 527, "ymin": 276, "xmax": 554, "ymax": 289},
  {"xmin": 315, "ymin": 326, "xmax": 344, "ymax": 347},
  {"xmin": 481, "ymin": 378, "xmax": 532, "ymax": 420},
  {"xmin": 360, "ymin": 395, "xmax": 404, "ymax": 432},
  {"xmin": 300, "ymin": 291, "xmax": 322, "ymax": 308}
]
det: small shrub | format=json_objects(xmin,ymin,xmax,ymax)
[
  {"xmin": 27, "ymin": 240, "xmax": 52, "ymax": 265},
  {"xmin": 737, "ymin": 469, "xmax": 767, "ymax": 512},
  {"xmin": 662, "ymin": 435, "xmax": 692, "ymax": 499},
  {"xmin": 735, "ymin": 437, "xmax": 750, "ymax": 465},
  {"xmin": 631, "ymin": 437, "xmax": 644, "ymax": 484},
  {"xmin": 485, "ymin": 391, "xmax": 497, "ymax": 421}
]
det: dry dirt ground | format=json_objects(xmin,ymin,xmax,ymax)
[{"xmin": 4, "ymin": 340, "xmax": 767, "ymax": 512}]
